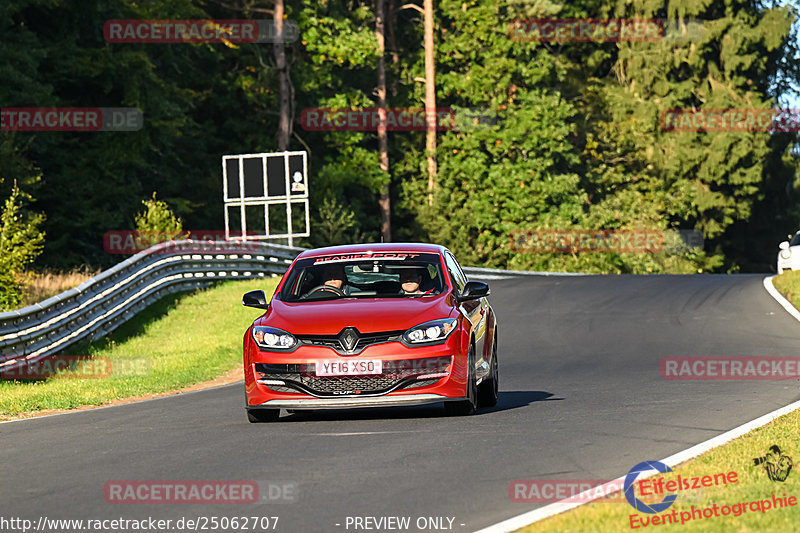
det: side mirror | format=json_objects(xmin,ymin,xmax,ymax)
[
  {"xmin": 780, "ymin": 241, "xmax": 790, "ymax": 251},
  {"xmin": 242, "ymin": 290, "xmax": 269, "ymax": 309},
  {"xmin": 456, "ymin": 280, "xmax": 490, "ymax": 302}
]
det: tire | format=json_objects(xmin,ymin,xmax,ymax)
[
  {"xmin": 477, "ymin": 331, "xmax": 498, "ymax": 407},
  {"xmin": 247, "ymin": 408, "xmax": 280, "ymax": 423},
  {"xmin": 444, "ymin": 344, "xmax": 477, "ymax": 416}
]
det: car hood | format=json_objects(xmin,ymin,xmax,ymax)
[{"xmin": 256, "ymin": 295, "xmax": 455, "ymax": 335}]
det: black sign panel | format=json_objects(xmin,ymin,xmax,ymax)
[
  {"xmin": 242, "ymin": 157, "xmax": 265, "ymax": 197},
  {"xmin": 266, "ymin": 156, "xmax": 287, "ymax": 197},
  {"xmin": 225, "ymin": 158, "xmax": 240, "ymax": 198}
]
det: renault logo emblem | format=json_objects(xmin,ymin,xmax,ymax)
[{"xmin": 339, "ymin": 327, "xmax": 359, "ymax": 352}]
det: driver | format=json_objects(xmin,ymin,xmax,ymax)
[
  {"xmin": 320, "ymin": 264, "xmax": 351, "ymax": 295},
  {"xmin": 399, "ymin": 267, "xmax": 433, "ymax": 295}
]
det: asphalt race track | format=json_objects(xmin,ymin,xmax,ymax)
[{"xmin": 3, "ymin": 274, "xmax": 800, "ymax": 532}]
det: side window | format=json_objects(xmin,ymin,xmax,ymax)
[{"xmin": 444, "ymin": 252, "xmax": 467, "ymax": 293}]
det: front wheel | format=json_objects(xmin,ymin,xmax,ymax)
[
  {"xmin": 247, "ymin": 408, "xmax": 280, "ymax": 423},
  {"xmin": 477, "ymin": 331, "xmax": 498, "ymax": 407},
  {"xmin": 444, "ymin": 345, "xmax": 477, "ymax": 416}
]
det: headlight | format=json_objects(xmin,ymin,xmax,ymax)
[
  {"xmin": 780, "ymin": 249, "xmax": 792, "ymax": 260},
  {"xmin": 252, "ymin": 326, "xmax": 297, "ymax": 350},
  {"xmin": 402, "ymin": 318, "xmax": 458, "ymax": 345}
]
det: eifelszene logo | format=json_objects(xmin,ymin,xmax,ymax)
[{"xmin": 624, "ymin": 461, "xmax": 677, "ymax": 514}]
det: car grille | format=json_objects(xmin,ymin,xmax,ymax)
[
  {"xmin": 258, "ymin": 372, "xmax": 401, "ymax": 396},
  {"xmin": 255, "ymin": 356, "xmax": 450, "ymax": 397},
  {"xmin": 265, "ymin": 383, "xmax": 301, "ymax": 394},
  {"xmin": 404, "ymin": 378, "xmax": 440, "ymax": 389},
  {"xmin": 303, "ymin": 376, "xmax": 400, "ymax": 394},
  {"xmin": 294, "ymin": 329, "xmax": 404, "ymax": 355}
]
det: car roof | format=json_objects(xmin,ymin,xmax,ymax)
[{"xmin": 295, "ymin": 242, "xmax": 446, "ymax": 259}]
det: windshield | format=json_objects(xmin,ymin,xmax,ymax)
[
  {"xmin": 279, "ymin": 252, "xmax": 446, "ymax": 301},
  {"xmin": 791, "ymin": 233, "xmax": 800, "ymax": 246}
]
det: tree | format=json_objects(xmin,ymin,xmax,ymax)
[
  {"xmin": 206, "ymin": 0, "xmax": 294, "ymax": 150},
  {"xmin": 2, "ymin": 0, "xmax": 796, "ymax": 273},
  {"xmin": 0, "ymin": 182, "xmax": 45, "ymax": 310},
  {"xmin": 376, "ymin": 0, "xmax": 392, "ymax": 241},
  {"xmin": 573, "ymin": 0, "xmax": 800, "ymax": 271},
  {"xmin": 297, "ymin": 0, "xmax": 387, "ymax": 243},
  {"xmin": 310, "ymin": 196, "xmax": 356, "ymax": 246},
  {"xmin": 423, "ymin": 0, "xmax": 437, "ymax": 206}
]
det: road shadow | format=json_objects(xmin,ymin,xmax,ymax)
[
  {"xmin": 480, "ymin": 390, "xmax": 562, "ymax": 414},
  {"xmin": 275, "ymin": 390, "xmax": 558, "ymax": 423}
]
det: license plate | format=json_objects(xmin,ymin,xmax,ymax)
[{"xmin": 315, "ymin": 360, "xmax": 382, "ymax": 377}]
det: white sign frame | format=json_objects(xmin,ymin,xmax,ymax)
[{"xmin": 222, "ymin": 151, "xmax": 309, "ymax": 246}]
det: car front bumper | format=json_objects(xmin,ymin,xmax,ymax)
[
  {"xmin": 777, "ymin": 250, "xmax": 800, "ymax": 274},
  {"xmin": 243, "ymin": 335, "xmax": 470, "ymax": 408},
  {"xmin": 247, "ymin": 393, "xmax": 466, "ymax": 410}
]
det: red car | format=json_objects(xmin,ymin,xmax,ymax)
[{"xmin": 242, "ymin": 243, "xmax": 498, "ymax": 422}]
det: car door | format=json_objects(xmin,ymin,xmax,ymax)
[{"xmin": 444, "ymin": 251, "xmax": 488, "ymax": 366}]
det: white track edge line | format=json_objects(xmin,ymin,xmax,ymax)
[
  {"xmin": 762, "ymin": 275, "xmax": 800, "ymax": 323},
  {"xmin": 474, "ymin": 275, "xmax": 800, "ymax": 533}
]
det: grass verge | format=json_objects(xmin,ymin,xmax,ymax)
[
  {"xmin": 0, "ymin": 277, "xmax": 279, "ymax": 417},
  {"xmin": 772, "ymin": 270, "xmax": 800, "ymax": 306},
  {"xmin": 515, "ymin": 273, "xmax": 800, "ymax": 532}
]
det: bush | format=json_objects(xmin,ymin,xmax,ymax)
[
  {"xmin": 0, "ymin": 183, "xmax": 46, "ymax": 310},
  {"xmin": 133, "ymin": 192, "xmax": 184, "ymax": 247},
  {"xmin": 311, "ymin": 197, "xmax": 356, "ymax": 246}
]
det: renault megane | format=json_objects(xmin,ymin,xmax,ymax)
[{"xmin": 241, "ymin": 243, "xmax": 498, "ymax": 422}]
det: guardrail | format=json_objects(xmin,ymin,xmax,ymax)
[
  {"xmin": 0, "ymin": 243, "xmax": 550, "ymax": 372},
  {"xmin": 461, "ymin": 266, "xmax": 587, "ymax": 279},
  {"xmin": 0, "ymin": 240, "xmax": 305, "ymax": 371}
]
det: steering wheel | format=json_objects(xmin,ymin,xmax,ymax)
[{"xmin": 303, "ymin": 285, "xmax": 346, "ymax": 298}]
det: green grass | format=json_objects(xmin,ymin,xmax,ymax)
[
  {"xmin": 517, "ymin": 272, "xmax": 800, "ymax": 532},
  {"xmin": 0, "ymin": 277, "xmax": 279, "ymax": 416},
  {"xmin": 772, "ymin": 270, "xmax": 800, "ymax": 305}
]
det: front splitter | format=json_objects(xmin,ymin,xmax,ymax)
[{"xmin": 249, "ymin": 393, "xmax": 464, "ymax": 410}]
